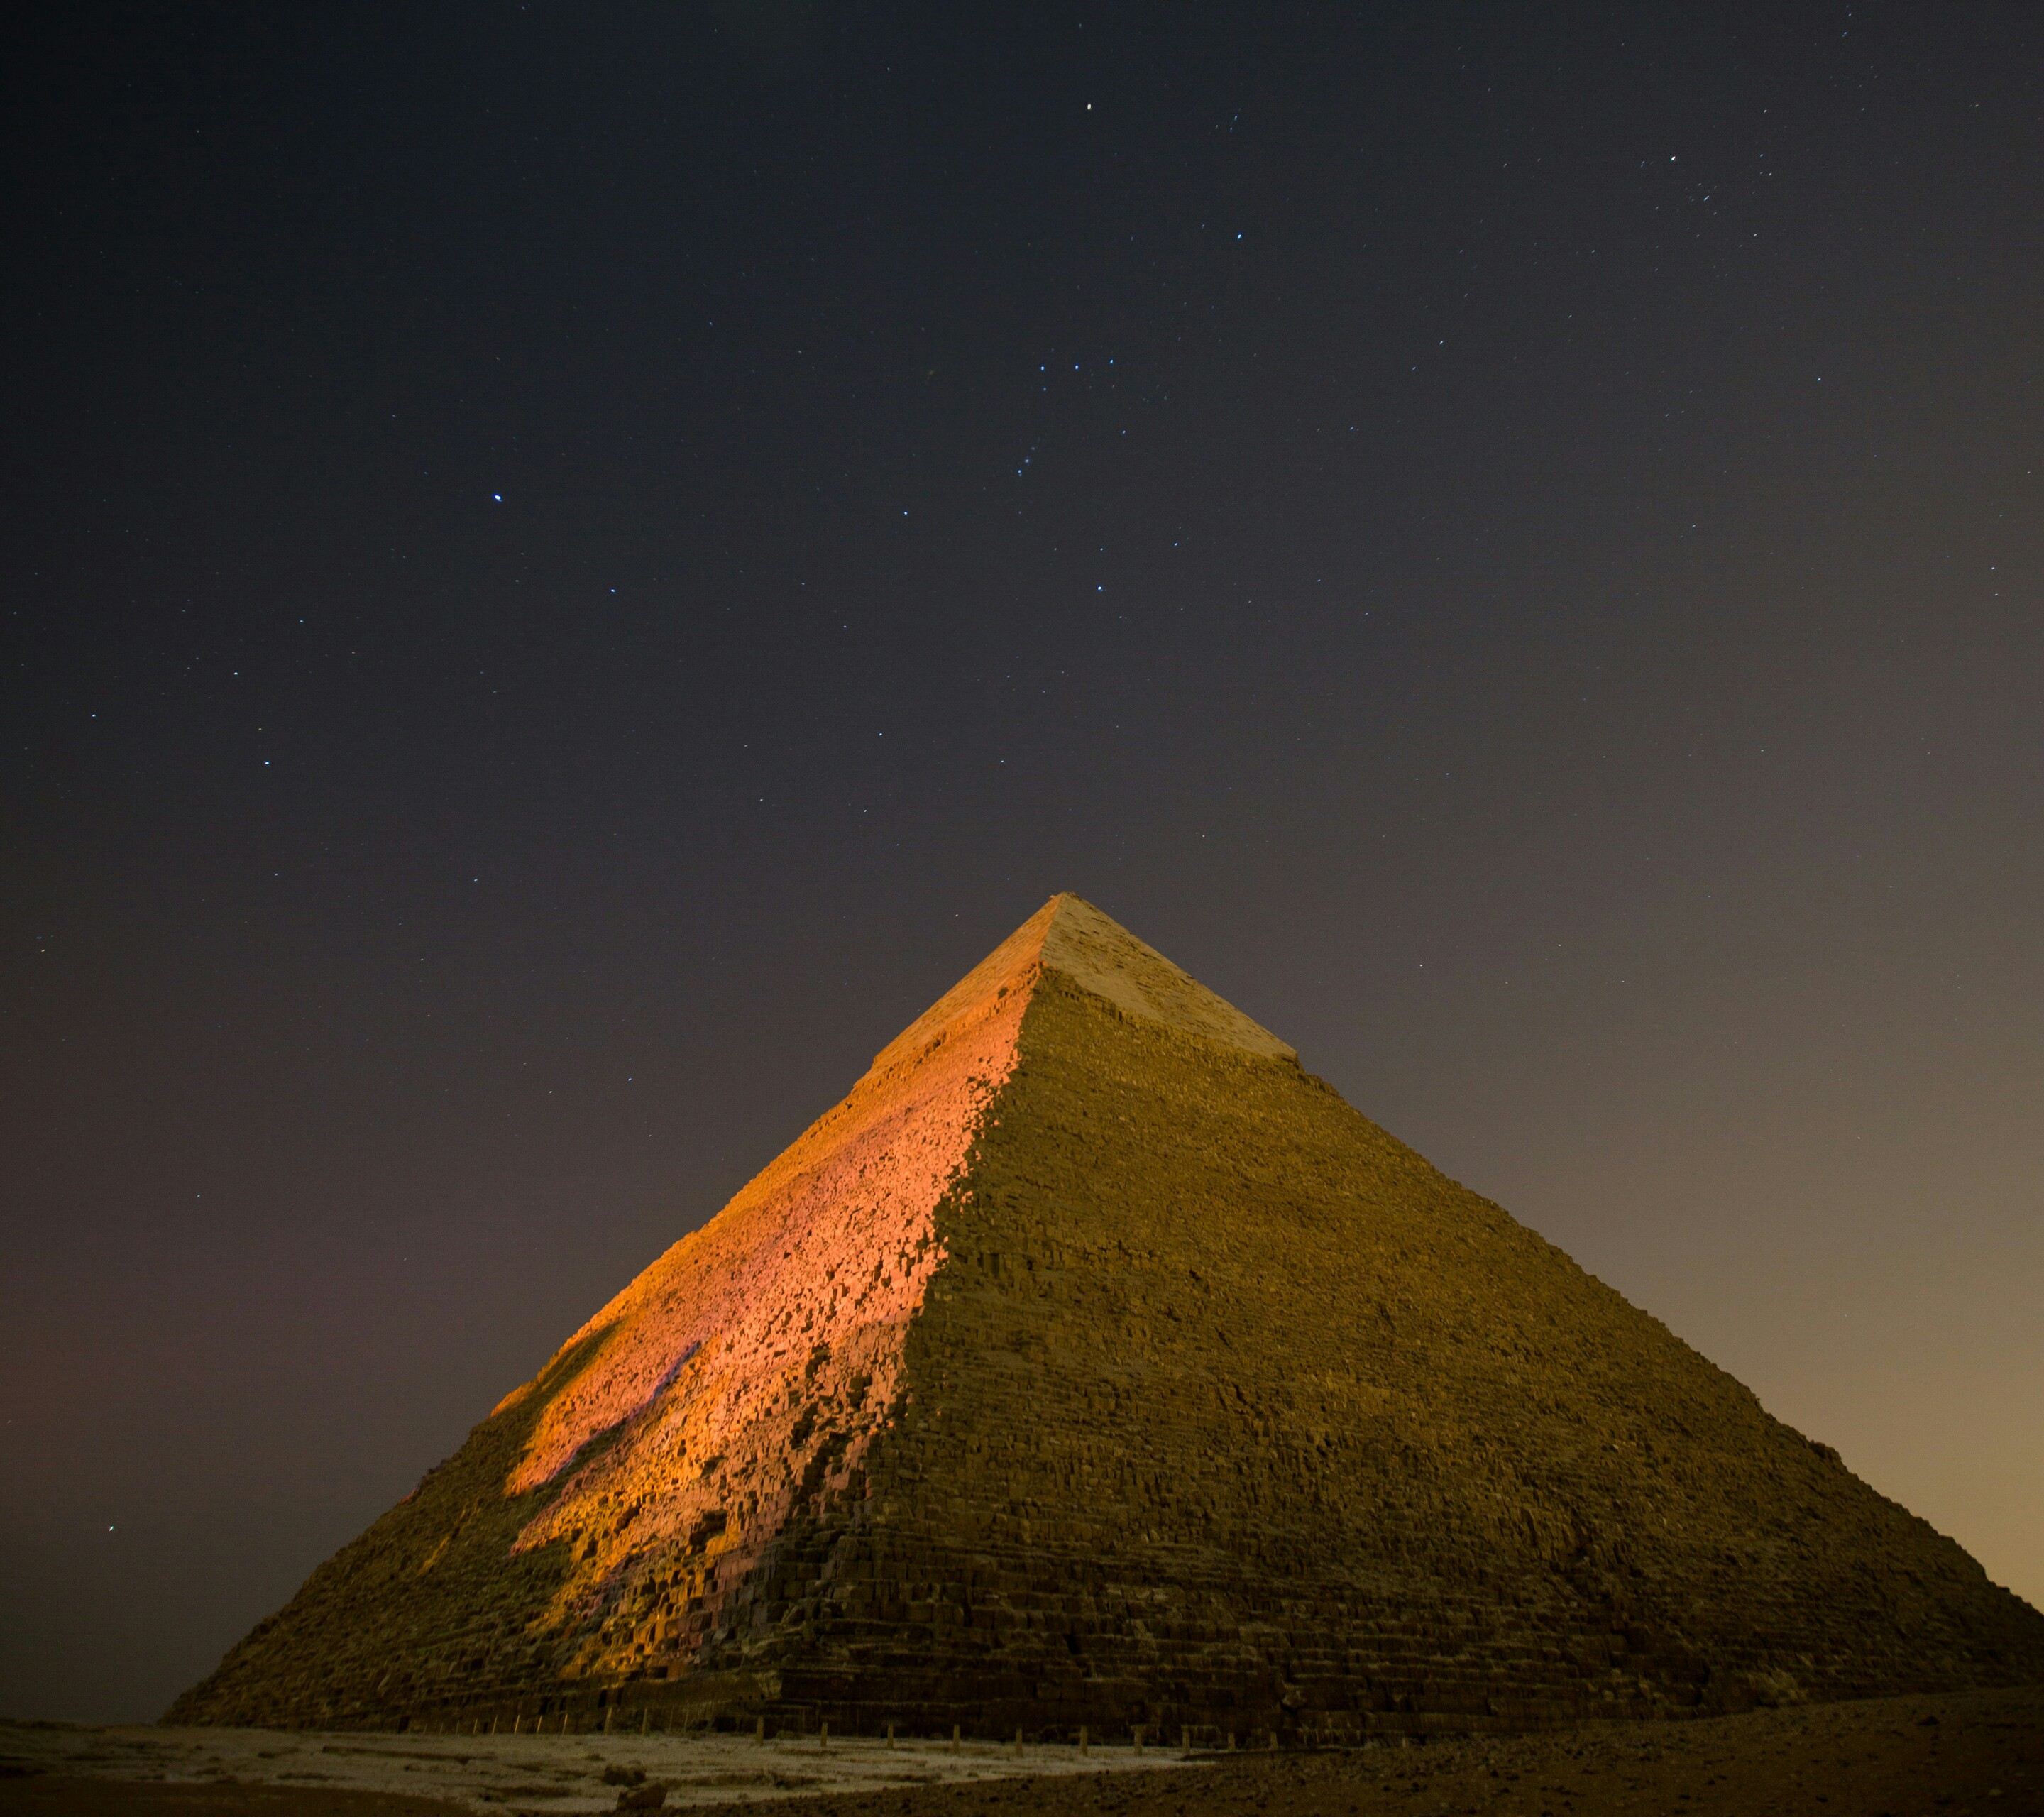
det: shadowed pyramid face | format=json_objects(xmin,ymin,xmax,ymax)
[{"xmin": 172, "ymin": 896, "xmax": 2044, "ymax": 1738}]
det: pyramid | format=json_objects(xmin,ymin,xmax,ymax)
[{"xmin": 170, "ymin": 895, "xmax": 2044, "ymax": 1740}]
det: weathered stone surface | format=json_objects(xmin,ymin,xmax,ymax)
[{"xmin": 167, "ymin": 896, "xmax": 2044, "ymax": 1737}]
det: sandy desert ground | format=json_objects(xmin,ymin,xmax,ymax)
[{"xmin": 3, "ymin": 1687, "xmax": 2038, "ymax": 1817}]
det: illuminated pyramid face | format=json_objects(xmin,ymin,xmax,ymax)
[{"xmin": 173, "ymin": 896, "xmax": 2044, "ymax": 1739}]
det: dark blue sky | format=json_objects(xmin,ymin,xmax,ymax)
[{"xmin": 4, "ymin": 0, "xmax": 2040, "ymax": 1719}]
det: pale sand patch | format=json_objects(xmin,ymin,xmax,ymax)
[{"xmin": 0, "ymin": 1723, "xmax": 1196, "ymax": 1813}]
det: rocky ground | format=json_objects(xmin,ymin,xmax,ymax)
[
  {"xmin": 0, "ymin": 1721, "xmax": 1175, "ymax": 1814},
  {"xmin": 3, "ymin": 1689, "xmax": 2039, "ymax": 1817}
]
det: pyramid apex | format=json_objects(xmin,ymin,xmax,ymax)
[
  {"xmin": 867, "ymin": 894, "xmax": 1295, "ymax": 1075},
  {"xmin": 1037, "ymin": 893, "xmax": 1297, "ymax": 1060}
]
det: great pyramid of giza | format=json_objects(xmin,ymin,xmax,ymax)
[{"xmin": 170, "ymin": 895, "xmax": 2044, "ymax": 1740}]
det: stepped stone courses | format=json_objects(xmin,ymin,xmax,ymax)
[{"xmin": 169, "ymin": 895, "xmax": 2044, "ymax": 1739}]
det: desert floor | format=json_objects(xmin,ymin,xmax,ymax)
[{"xmin": 3, "ymin": 1686, "xmax": 2038, "ymax": 1817}]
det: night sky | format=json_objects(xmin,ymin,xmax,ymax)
[{"xmin": 4, "ymin": 2, "xmax": 2040, "ymax": 1723}]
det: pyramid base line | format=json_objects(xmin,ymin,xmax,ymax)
[
  {"xmin": 180, "ymin": 1509, "xmax": 2044, "ymax": 1740},
  {"xmin": 220, "ymin": 1654, "xmax": 1991, "ymax": 1746}
]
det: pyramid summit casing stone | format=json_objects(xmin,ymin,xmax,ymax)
[{"xmin": 170, "ymin": 895, "xmax": 2044, "ymax": 1738}]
